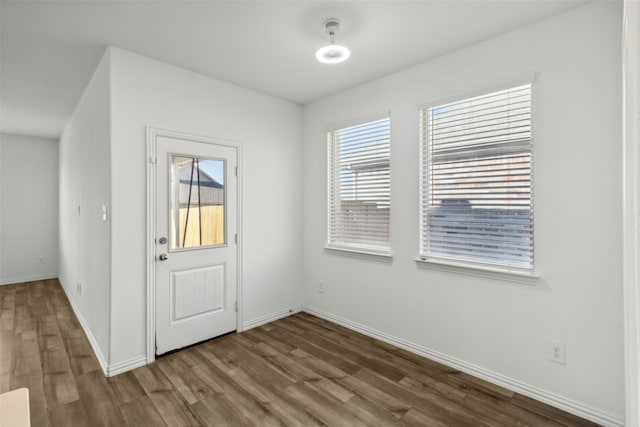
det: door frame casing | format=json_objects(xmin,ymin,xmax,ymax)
[{"xmin": 146, "ymin": 127, "xmax": 243, "ymax": 364}]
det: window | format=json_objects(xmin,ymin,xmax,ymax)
[
  {"xmin": 327, "ymin": 117, "xmax": 391, "ymax": 255},
  {"xmin": 420, "ymin": 83, "xmax": 533, "ymax": 270},
  {"xmin": 170, "ymin": 156, "xmax": 225, "ymax": 249}
]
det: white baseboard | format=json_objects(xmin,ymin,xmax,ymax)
[
  {"xmin": 0, "ymin": 274, "xmax": 58, "ymax": 286},
  {"xmin": 59, "ymin": 278, "xmax": 148, "ymax": 377},
  {"xmin": 106, "ymin": 356, "xmax": 147, "ymax": 377},
  {"xmin": 59, "ymin": 278, "xmax": 109, "ymax": 376},
  {"xmin": 302, "ymin": 305, "xmax": 624, "ymax": 427},
  {"xmin": 242, "ymin": 305, "xmax": 302, "ymax": 331}
]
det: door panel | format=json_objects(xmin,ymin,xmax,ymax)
[
  {"xmin": 155, "ymin": 135, "xmax": 237, "ymax": 355},
  {"xmin": 170, "ymin": 264, "xmax": 225, "ymax": 322}
]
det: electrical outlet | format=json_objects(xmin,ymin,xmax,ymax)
[
  {"xmin": 77, "ymin": 283, "xmax": 82, "ymax": 295},
  {"xmin": 317, "ymin": 281, "xmax": 324, "ymax": 293},
  {"xmin": 549, "ymin": 341, "xmax": 565, "ymax": 364},
  {"xmin": 38, "ymin": 256, "xmax": 47, "ymax": 264}
]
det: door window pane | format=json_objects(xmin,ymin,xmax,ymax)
[{"xmin": 170, "ymin": 155, "xmax": 225, "ymax": 249}]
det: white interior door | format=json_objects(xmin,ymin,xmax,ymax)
[{"xmin": 155, "ymin": 135, "xmax": 237, "ymax": 355}]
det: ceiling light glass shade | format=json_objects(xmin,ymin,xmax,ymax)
[{"xmin": 316, "ymin": 44, "xmax": 350, "ymax": 64}]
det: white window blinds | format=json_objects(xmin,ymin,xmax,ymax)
[
  {"xmin": 328, "ymin": 117, "xmax": 391, "ymax": 254},
  {"xmin": 420, "ymin": 84, "xmax": 533, "ymax": 269}
]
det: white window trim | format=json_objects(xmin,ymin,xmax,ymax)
[
  {"xmin": 418, "ymin": 74, "xmax": 538, "ymax": 278},
  {"xmin": 325, "ymin": 245, "xmax": 393, "ymax": 263},
  {"xmin": 415, "ymin": 257, "xmax": 539, "ymax": 286},
  {"xmin": 325, "ymin": 111, "xmax": 391, "ymax": 136},
  {"xmin": 417, "ymin": 72, "xmax": 537, "ymax": 111}
]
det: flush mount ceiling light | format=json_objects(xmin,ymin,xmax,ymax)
[{"xmin": 316, "ymin": 18, "xmax": 350, "ymax": 64}]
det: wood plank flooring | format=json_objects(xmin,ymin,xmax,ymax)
[{"xmin": 0, "ymin": 279, "xmax": 601, "ymax": 426}]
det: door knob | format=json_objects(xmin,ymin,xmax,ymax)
[{"xmin": 158, "ymin": 253, "xmax": 168, "ymax": 261}]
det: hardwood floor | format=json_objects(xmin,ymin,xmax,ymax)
[{"xmin": 0, "ymin": 279, "xmax": 600, "ymax": 427}]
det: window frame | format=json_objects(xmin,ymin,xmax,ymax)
[
  {"xmin": 416, "ymin": 76, "xmax": 538, "ymax": 281},
  {"xmin": 326, "ymin": 114, "xmax": 392, "ymax": 260}
]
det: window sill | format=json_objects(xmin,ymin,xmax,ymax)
[
  {"xmin": 414, "ymin": 257, "xmax": 539, "ymax": 285},
  {"xmin": 325, "ymin": 246, "xmax": 393, "ymax": 263}
]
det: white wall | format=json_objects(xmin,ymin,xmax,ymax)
[
  {"xmin": 623, "ymin": 0, "xmax": 640, "ymax": 425},
  {"xmin": 108, "ymin": 48, "xmax": 303, "ymax": 367},
  {"xmin": 58, "ymin": 50, "xmax": 112, "ymax": 366},
  {"xmin": 0, "ymin": 133, "xmax": 58, "ymax": 284},
  {"xmin": 302, "ymin": 2, "xmax": 623, "ymax": 424}
]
